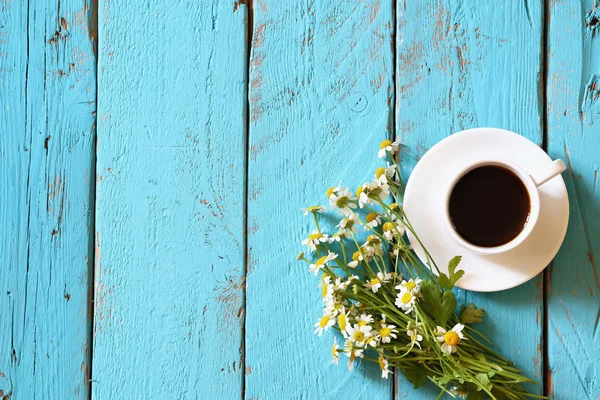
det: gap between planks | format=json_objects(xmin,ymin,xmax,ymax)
[
  {"xmin": 242, "ymin": 1, "xmax": 254, "ymax": 400},
  {"xmin": 541, "ymin": 0, "xmax": 550, "ymax": 397},
  {"xmin": 88, "ymin": 0, "xmax": 100, "ymax": 398}
]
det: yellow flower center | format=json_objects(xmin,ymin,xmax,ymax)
[
  {"xmin": 322, "ymin": 284, "xmax": 329, "ymax": 298},
  {"xmin": 326, "ymin": 187, "xmax": 336, "ymax": 198},
  {"xmin": 401, "ymin": 292, "xmax": 413, "ymax": 304},
  {"xmin": 383, "ymin": 222, "xmax": 395, "ymax": 232},
  {"xmin": 390, "ymin": 202, "xmax": 400, "ymax": 210},
  {"xmin": 367, "ymin": 235, "xmax": 380, "ymax": 245},
  {"xmin": 444, "ymin": 331, "xmax": 460, "ymax": 346},
  {"xmin": 375, "ymin": 167, "xmax": 386, "ymax": 178},
  {"xmin": 356, "ymin": 186, "xmax": 363, "ymax": 197},
  {"xmin": 308, "ymin": 233, "xmax": 321, "ymax": 240},
  {"xmin": 335, "ymin": 196, "xmax": 349, "ymax": 208},
  {"xmin": 410, "ymin": 334, "xmax": 416, "ymax": 341},
  {"xmin": 353, "ymin": 331, "xmax": 365, "ymax": 342},
  {"xmin": 357, "ymin": 320, "xmax": 367, "ymax": 327},
  {"xmin": 331, "ymin": 344, "xmax": 337, "ymax": 358},
  {"xmin": 379, "ymin": 327, "xmax": 391, "ymax": 337},
  {"xmin": 370, "ymin": 278, "xmax": 380, "ymax": 286},
  {"xmin": 352, "ymin": 251, "xmax": 361, "ymax": 261},
  {"xmin": 378, "ymin": 355, "xmax": 386, "ymax": 370},
  {"xmin": 380, "ymin": 139, "xmax": 392, "ymax": 149},
  {"xmin": 337, "ymin": 313, "xmax": 347, "ymax": 330},
  {"xmin": 366, "ymin": 212, "xmax": 378, "ymax": 223},
  {"xmin": 316, "ymin": 256, "xmax": 328, "ymax": 267},
  {"xmin": 319, "ymin": 315, "xmax": 330, "ymax": 328},
  {"xmin": 404, "ymin": 281, "xmax": 417, "ymax": 291}
]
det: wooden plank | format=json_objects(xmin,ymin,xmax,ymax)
[
  {"xmin": 245, "ymin": 1, "xmax": 394, "ymax": 398},
  {"xmin": 546, "ymin": 0, "xmax": 600, "ymax": 398},
  {"xmin": 0, "ymin": 0, "xmax": 96, "ymax": 398},
  {"xmin": 395, "ymin": 0, "xmax": 544, "ymax": 397},
  {"xmin": 92, "ymin": 1, "xmax": 248, "ymax": 398}
]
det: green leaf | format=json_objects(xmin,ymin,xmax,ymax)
[
  {"xmin": 440, "ymin": 291, "xmax": 457, "ymax": 326},
  {"xmin": 475, "ymin": 373, "xmax": 493, "ymax": 391},
  {"xmin": 438, "ymin": 273, "xmax": 451, "ymax": 290},
  {"xmin": 439, "ymin": 256, "xmax": 464, "ymax": 290},
  {"xmin": 460, "ymin": 303, "xmax": 487, "ymax": 324},
  {"xmin": 400, "ymin": 367, "xmax": 427, "ymax": 389},
  {"xmin": 448, "ymin": 255, "xmax": 462, "ymax": 274},
  {"xmin": 419, "ymin": 281, "xmax": 457, "ymax": 326}
]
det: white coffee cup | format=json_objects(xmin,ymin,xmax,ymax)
[{"xmin": 444, "ymin": 159, "xmax": 566, "ymax": 255}]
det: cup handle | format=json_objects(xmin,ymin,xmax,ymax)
[{"xmin": 530, "ymin": 159, "xmax": 567, "ymax": 187}]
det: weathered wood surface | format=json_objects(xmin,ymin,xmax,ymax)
[
  {"xmin": 2, "ymin": 0, "xmax": 600, "ymax": 399},
  {"xmin": 0, "ymin": 0, "xmax": 96, "ymax": 398},
  {"xmin": 92, "ymin": 1, "xmax": 248, "ymax": 398},
  {"xmin": 395, "ymin": 0, "xmax": 545, "ymax": 397},
  {"xmin": 245, "ymin": 0, "xmax": 395, "ymax": 398},
  {"xmin": 546, "ymin": 0, "xmax": 600, "ymax": 398}
]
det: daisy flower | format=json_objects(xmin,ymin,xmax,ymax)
[
  {"xmin": 348, "ymin": 250, "xmax": 363, "ymax": 268},
  {"xmin": 396, "ymin": 278, "xmax": 422, "ymax": 295},
  {"xmin": 346, "ymin": 323, "xmax": 373, "ymax": 347},
  {"xmin": 378, "ymin": 139, "xmax": 400, "ymax": 158},
  {"xmin": 384, "ymin": 162, "xmax": 398, "ymax": 180},
  {"xmin": 319, "ymin": 276, "xmax": 334, "ymax": 300},
  {"xmin": 355, "ymin": 313, "xmax": 374, "ymax": 327},
  {"xmin": 302, "ymin": 205, "xmax": 326, "ymax": 216},
  {"xmin": 337, "ymin": 214, "xmax": 359, "ymax": 233},
  {"xmin": 377, "ymin": 323, "xmax": 398, "ymax": 344},
  {"xmin": 301, "ymin": 230, "xmax": 329, "ymax": 251},
  {"xmin": 382, "ymin": 221, "xmax": 405, "ymax": 241},
  {"xmin": 362, "ymin": 236, "xmax": 383, "ymax": 258},
  {"xmin": 314, "ymin": 314, "xmax": 335, "ymax": 336},
  {"xmin": 364, "ymin": 272, "xmax": 391, "ymax": 293},
  {"xmin": 364, "ymin": 212, "xmax": 382, "ymax": 230},
  {"xmin": 395, "ymin": 287, "xmax": 416, "ymax": 314},
  {"xmin": 309, "ymin": 251, "xmax": 338, "ymax": 275},
  {"xmin": 329, "ymin": 187, "xmax": 358, "ymax": 216},
  {"xmin": 363, "ymin": 276, "xmax": 382, "ymax": 293},
  {"xmin": 324, "ymin": 294, "xmax": 346, "ymax": 317},
  {"xmin": 370, "ymin": 177, "xmax": 390, "ymax": 200},
  {"xmin": 343, "ymin": 340, "xmax": 364, "ymax": 371},
  {"xmin": 435, "ymin": 323, "xmax": 466, "ymax": 354},
  {"xmin": 331, "ymin": 338, "xmax": 340, "ymax": 365},
  {"xmin": 336, "ymin": 307, "xmax": 350, "ymax": 334},
  {"xmin": 328, "ymin": 232, "xmax": 345, "ymax": 243},
  {"xmin": 378, "ymin": 355, "xmax": 392, "ymax": 379},
  {"xmin": 406, "ymin": 321, "xmax": 423, "ymax": 349},
  {"xmin": 374, "ymin": 167, "xmax": 388, "ymax": 183}
]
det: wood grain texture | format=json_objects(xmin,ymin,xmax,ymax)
[
  {"xmin": 92, "ymin": 1, "xmax": 248, "ymax": 398},
  {"xmin": 395, "ymin": 0, "xmax": 544, "ymax": 397},
  {"xmin": 546, "ymin": 0, "xmax": 600, "ymax": 398},
  {"xmin": 0, "ymin": 0, "xmax": 96, "ymax": 398},
  {"xmin": 245, "ymin": 1, "xmax": 395, "ymax": 398}
]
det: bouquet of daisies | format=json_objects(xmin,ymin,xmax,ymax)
[{"xmin": 297, "ymin": 140, "xmax": 547, "ymax": 400}]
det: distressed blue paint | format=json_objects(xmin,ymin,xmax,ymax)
[
  {"xmin": 546, "ymin": 0, "xmax": 600, "ymax": 398},
  {"xmin": 0, "ymin": 0, "xmax": 96, "ymax": 398},
  {"xmin": 245, "ymin": 1, "xmax": 395, "ymax": 399},
  {"xmin": 92, "ymin": 1, "xmax": 248, "ymax": 399},
  {"xmin": 395, "ymin": 0, "xmax": 544, "ymax": 397}
]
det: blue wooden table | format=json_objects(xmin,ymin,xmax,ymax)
[{"xmin": 1, "ymin": 0, "xmax": 599, "ymax": 399}]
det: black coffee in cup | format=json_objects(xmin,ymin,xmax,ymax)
[{"xmin": 448, "ymin": 165, "xmax": 531, "ymax": 247}]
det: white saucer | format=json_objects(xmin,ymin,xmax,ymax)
[{"xmin": 403, "ymin": 128, "xmax": 569, "ymax": 292}]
